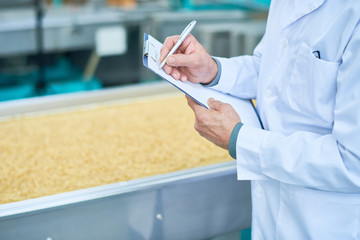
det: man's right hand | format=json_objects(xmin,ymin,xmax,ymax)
[{"xmin": 159, "ymin": 34, "xmax": 218, "ymax": 85}]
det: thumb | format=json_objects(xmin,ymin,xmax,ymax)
[
  {"xmin": 167, "ymin": 54, "xmax": 194, "ymax": 67},
  {"xmin": 208, "ymin": 98, "xmax": 224, "ymax": 111}
]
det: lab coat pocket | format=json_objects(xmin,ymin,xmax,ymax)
[
  {"xmin": 286, "ymin": 43, "xmax": 340, "ymax": 123},
  {"xmin": 276, "ymin": 185, "xmax": 360, "ymax": 240}
]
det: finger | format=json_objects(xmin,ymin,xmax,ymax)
[
  {"xmin": 186, "ymin": 96, "xmax": 207, "ymax": 114},
  {"xmin": 186, "ymin": 95, "xmax": 200, "ymax": 110},
  {"xmin": 180, "ymin": 72, "xmax": 188, "ymax": 82},
  {"xmin": 186, "ymin": 95, "xmax": 197, "ymax": 108},
  {"xmin": 163, "ymin": 62, "xmax": 187, "ymax": 81},
  {"xmin": 160, "ymin": 48, "xmax": 170, "ymax": 63},
  {"xmin": 163, "ymin": 64, "xmax": 172, "ymax": 74},
  {"xmin": 161, "ymin": 35, "xmax": 191, "ymax": 62},
  {"xmin": 177, "ymin": 34, "xmax": 197, "ymax": 53},
  {"xmin": 174, "ymin": 67, "xmax": 188, "ymax": 82},
  {"xmin": 162, "ymin": 49, "xmax": 183, "ymax": 72},
  {"xmin": 160, "ymin": 35, "xmax": 180, "ymax": 62},
  {"xmin": 167, "ymin": 53, "xmax": 195, "ymax": 68},
  {"xmin": 170, "ymin": 67, "xmax": 182, "ymax": 80},
  {"xmin": 164, "ymin": 65, "xmax": 187, "ymax": 82},
  {"xmin": 208, "ymin": 98, "xmax": 224, "ymax": 111}
]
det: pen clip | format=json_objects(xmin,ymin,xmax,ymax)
[{"xmin": 180, "ymin": 20, "xmax": 196, "ymax": 39}]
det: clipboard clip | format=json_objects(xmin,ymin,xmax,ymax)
[{"xmin": 143, "ymin": 39, "xmax": 149, "ymax": 57}]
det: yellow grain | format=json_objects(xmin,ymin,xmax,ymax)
[{"xmin": 0, "ymin": 95, "xmax": 230, "ymax": 204}]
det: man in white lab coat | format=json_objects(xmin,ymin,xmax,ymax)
[{"xmin": 160, "ymin": 0, "xmax": 360, "ymax": 239}]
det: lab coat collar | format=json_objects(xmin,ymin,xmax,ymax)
[{"xmin": 282, "ymin": 0, "xmax": 326, "ymax": 29}]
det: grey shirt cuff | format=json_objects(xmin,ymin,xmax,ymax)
[
  {"xmin": 229, "ymin": 122, "xmax": 243, "ymax": 159},
  {"xmin": 201, "ymin": 57, "xmax": 221, "ymax": 87}
]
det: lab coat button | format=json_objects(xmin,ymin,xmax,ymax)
[{"xmin": 255, "ymin": 183, "xmax": 263, "ymax": 197}]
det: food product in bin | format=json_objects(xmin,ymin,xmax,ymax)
[{"xmin": 0, "ymin": 95, "xmax": 230, "ymax": 204}]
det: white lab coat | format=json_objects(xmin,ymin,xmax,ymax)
[{"xmin": 212, "ymin": 0, "xmax": 360, "ymax": 239}]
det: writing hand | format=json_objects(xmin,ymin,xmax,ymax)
[{"xmin": 160, "ymin": 34, "xmax": 218, "ymax": 84}]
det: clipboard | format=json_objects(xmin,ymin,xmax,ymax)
[{"xmin": 143, "ymin": 33, "xmax": 262, "ymax": 129}]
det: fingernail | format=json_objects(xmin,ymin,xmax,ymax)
[{"xmin": 164, "ymin": 66, "xmax": 170, "ymax": 74}]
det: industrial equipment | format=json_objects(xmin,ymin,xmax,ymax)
[{"xmin": 0, "ymin": 82, "xmax": 252, "ymax": 240}]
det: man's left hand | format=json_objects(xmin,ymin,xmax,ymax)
[{"xmin": 186, "ymin": 96, "xmax": 241, "ymax": 149}]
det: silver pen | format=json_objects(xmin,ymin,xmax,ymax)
[{"xmin": 159, "ymin": 20, "xmax": 197, "ymax": 69}]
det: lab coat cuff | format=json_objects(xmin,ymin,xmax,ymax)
[
  {"xmin": 201, "ymin": 57, "xmax": 221, "ymax": 87},
  {"xmin": 236, "ymin": 124, "xmax": 269, "ymax": 180},
  {"xmin": 209, "ymin": 57, "xmax": 237, "ymax": 93},
  {"xmin": 229, "ymin": 122, "xmax": 243, "ymax": 159}
]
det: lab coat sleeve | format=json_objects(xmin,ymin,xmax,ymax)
[
  {"xmin": 209, "ymin": 37, "xmax": 264, "ymax": 100},
  {"xmin": 236, "ymin": 25, "xmax": 360, "ymax": 193}
]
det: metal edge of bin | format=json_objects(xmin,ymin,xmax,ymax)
[
  {"xmin": 0, "ymin": 162, "xmax": 251, "ymax": 240},
  {"xmin": 0, "ymin": 81, "xmax": 176, "ymax": 118},
  {"xmin": 0, "ymin": 161, "xmax": 238, "ymax": 218}
]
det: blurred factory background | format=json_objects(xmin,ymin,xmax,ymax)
[{"xmin": 0, "ymin": 0, "xmax": 269, "ymax": 102}]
